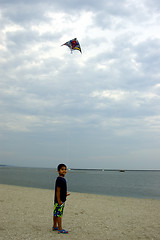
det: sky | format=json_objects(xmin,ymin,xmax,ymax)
[{"xmin": 0, "ymin": 0, "xmax": 160, "ymax": 169}]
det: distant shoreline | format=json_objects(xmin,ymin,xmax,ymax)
[
  {"xmin": 1, "ymin": 165, "xmax": 160, "ymax": 171},
  {"xmin": 70, "ymin": 168, "xmax": 160, "ymax": 172}
]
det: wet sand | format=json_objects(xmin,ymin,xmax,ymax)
[{"xmin": 0, "ymin": 184, "xmax": 160, "ymax": 240}]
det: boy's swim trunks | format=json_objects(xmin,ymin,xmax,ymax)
[{"xmin": 53, "ymin": 203, "xmax": 65, "ymax": 217}]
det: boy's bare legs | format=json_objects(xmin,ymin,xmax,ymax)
[
  {"xmin": 53, "ymin": 216, "xmax": 57, "ymax": 229},
  {"xmin": 53, "ymin": 216, "xmax": 62, "ymax": 230},
  {"xmin": 57, "ymin": 217, "xmax": 62, "ymax": 230}
]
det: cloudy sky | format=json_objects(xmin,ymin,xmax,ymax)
[{"xmin": 0, "ymin": 0, "xmax": 160, "ymax": 169}]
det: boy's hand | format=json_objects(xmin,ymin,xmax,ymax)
[
  {"xmin": 58, "ymin": 201, "xmax": 63, "ymax": 206},
  {"xmin": 66, "ymin": 192, "xmax": 70, "ymax": 196}
]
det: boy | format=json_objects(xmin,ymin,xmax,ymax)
[{"xmin": 52, "ymin": 163, "xmax": 70, "ymax": 234}]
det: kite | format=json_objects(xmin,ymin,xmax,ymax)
[{"xmin": 62, "ymin": 38, "xmax": 82, "ymax": 53}]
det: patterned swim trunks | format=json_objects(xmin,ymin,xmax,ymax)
[{"xmin": 53, "ymin": 203, "xmax": 65, "ymax": 217}]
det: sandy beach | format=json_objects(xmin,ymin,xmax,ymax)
[{"xmin": 0, "ymin": 184, "xmax": 160, "ymax": 240}]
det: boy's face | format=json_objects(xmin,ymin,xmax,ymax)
[{"xmin": 58, "ymin": 166, "xmax": 67, "ymax": 177}]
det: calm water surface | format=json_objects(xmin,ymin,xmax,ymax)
[{"xmin": 0, "ymin": 167, "xmax": 160, "ymax": 199}]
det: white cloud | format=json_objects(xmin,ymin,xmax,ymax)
[{"xmin": 91, "ymin": 90, "xmax": 126, "ymax": 101}]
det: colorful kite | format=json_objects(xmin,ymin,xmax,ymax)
[{"xmin": 62, "ymin": 38, "xmax": 82, "ymax": 53}]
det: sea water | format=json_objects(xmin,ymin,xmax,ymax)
[{"xmin": 0, "ymin": 167, "xmax": 160, "ymax": 199}]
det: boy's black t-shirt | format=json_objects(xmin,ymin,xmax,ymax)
[{"xmin": 54, "ymin": 176, "xmax": 67, "ymax": 204}]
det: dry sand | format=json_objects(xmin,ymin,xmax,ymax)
[{"xmin": 0, "ymin": 184, "xmax": 160, "ymax": 240}]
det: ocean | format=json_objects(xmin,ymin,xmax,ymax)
[{"xmin": 0, "ymin": 167, "xmax": 160, "ymax": 199}]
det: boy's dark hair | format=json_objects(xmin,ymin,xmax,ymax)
[{"xmin": 57, "ymin": 163, "xmax": 67, "ymax": 171}]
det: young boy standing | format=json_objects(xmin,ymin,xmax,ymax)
[{"xmin": 52, "ymin": 163, "xmax": 69, "ymax": 234}]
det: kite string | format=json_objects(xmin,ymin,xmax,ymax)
[{"xmin": 66, "ymin": 127, "xmax": 71, "ymax": 164}]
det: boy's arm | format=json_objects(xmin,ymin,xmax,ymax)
[{"xmin": 56, "ymin": 187, "xmax": 63, "ymax": 205}]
